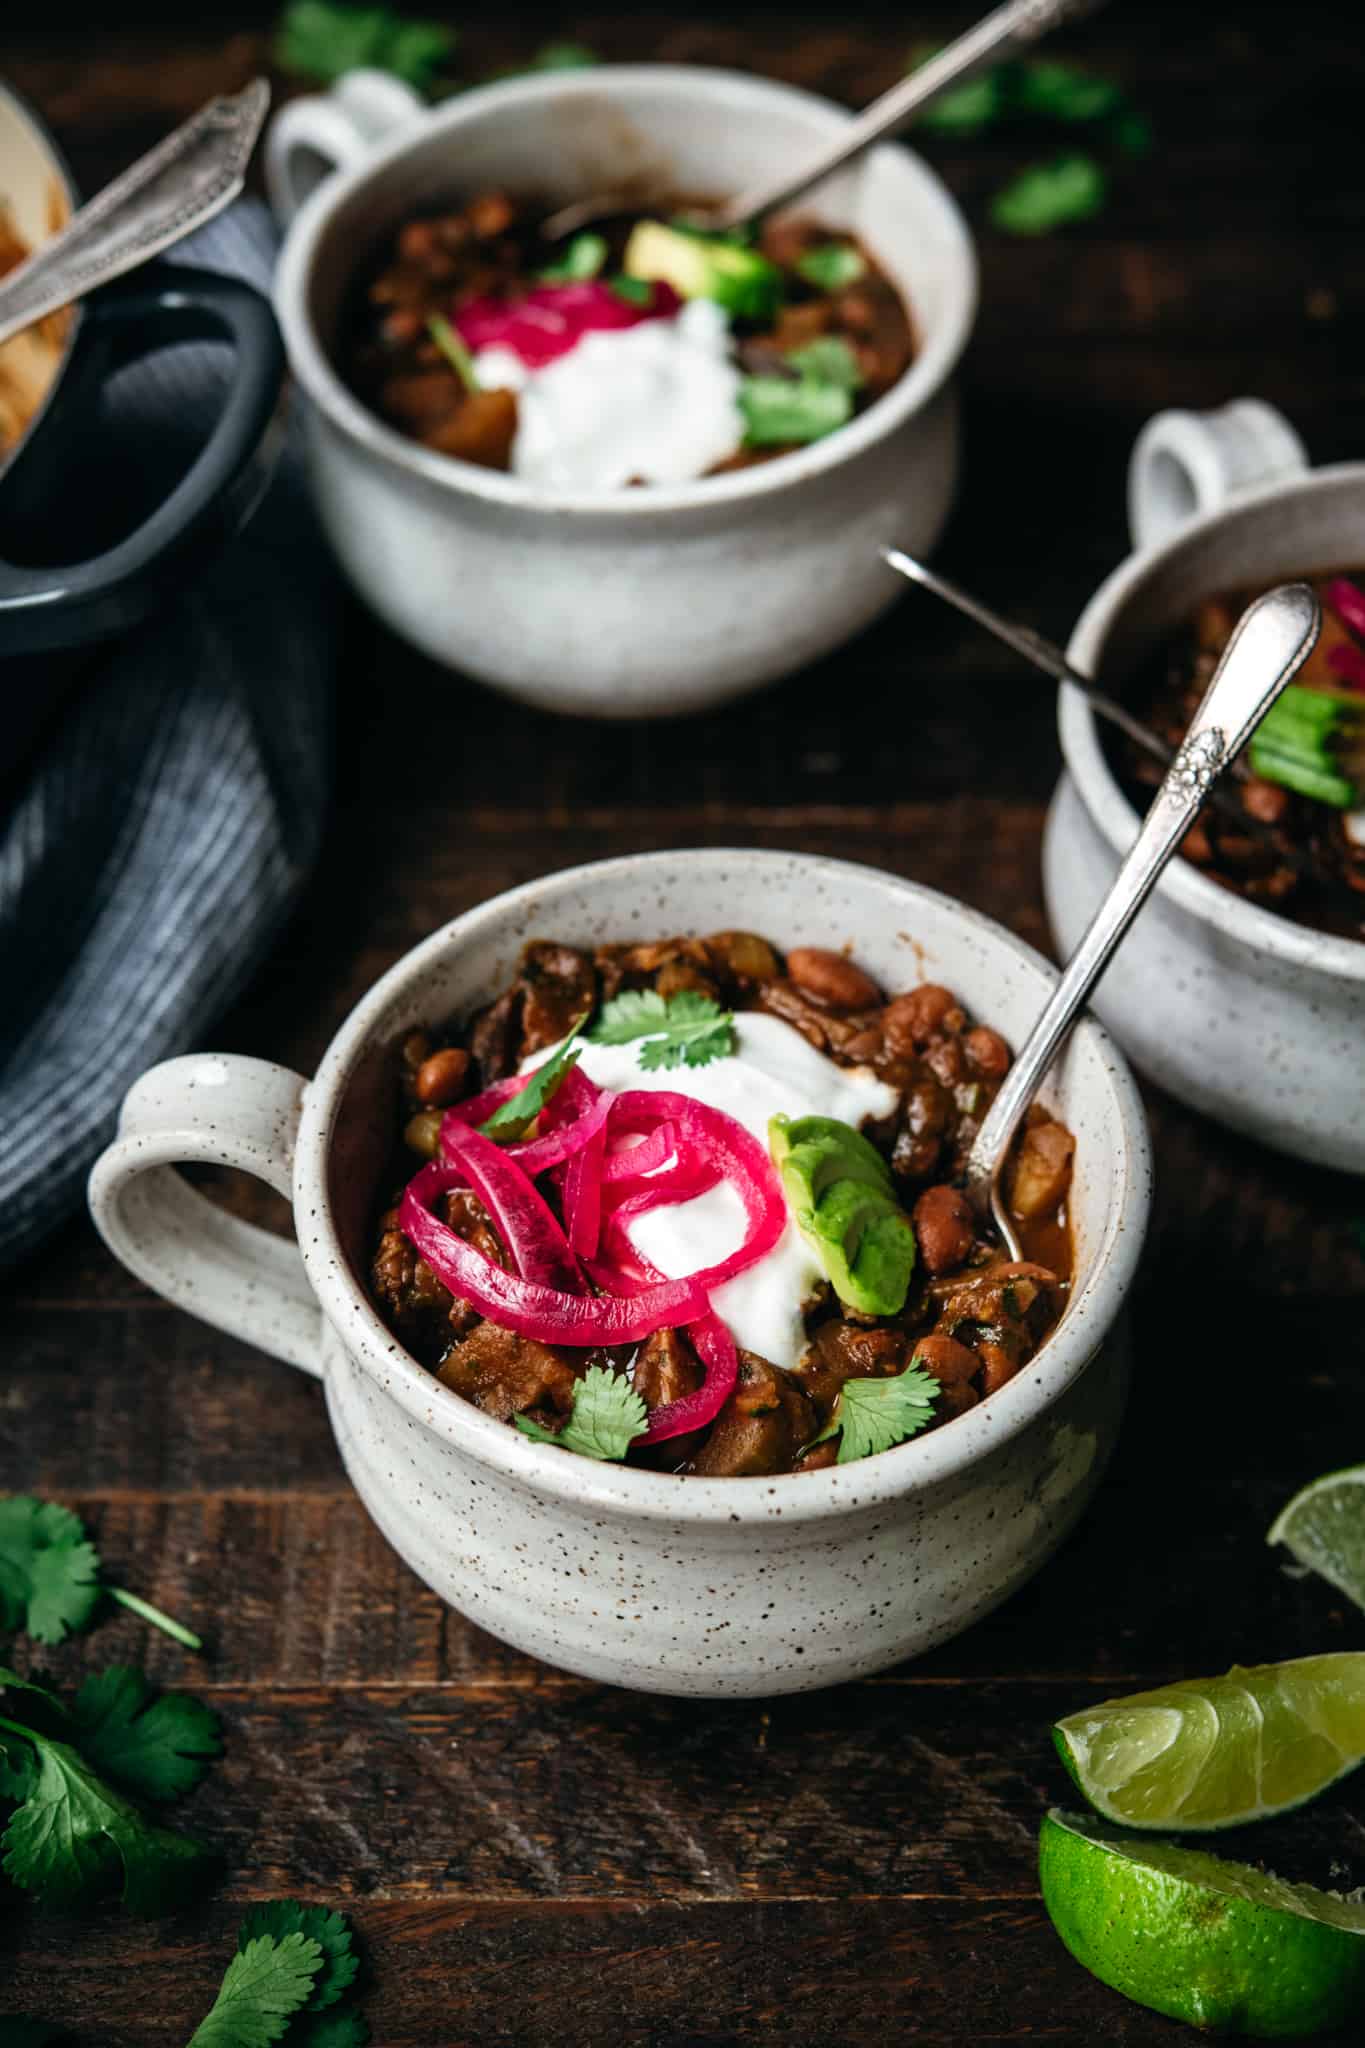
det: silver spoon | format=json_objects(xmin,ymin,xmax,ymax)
[
  {"xmin": 961, "ymin": 582, "xmax": 1321, "ymax": 1260},
  {"xmin": 0, "ymin": 79, "xmax": 270, "ymax": 351},
  {"xmin": 542, "ymin": 0, "xmax": 1105, "ymax": 243}
]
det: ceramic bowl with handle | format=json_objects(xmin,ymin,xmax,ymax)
[
  {"xmin": 0, "ymin": 78, "xmax": 284, "ymax": 660},
  {"xmin": 266, "ymin": 65, "xmax": 977, "ymax": 717},
  {"xmin": 89, "ymin": 848, "xmax": 1150, "ymax": 1698},
  {"xmin": 1045, "ymin": 400, "xmax": 1365, "ymax": 1173}
]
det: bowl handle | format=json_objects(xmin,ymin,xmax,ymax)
[
  {"xmin": 266, "ymin": 69, "xmax": 426, "ymax": 223},
  {"xmin": 1127, "ymin": 400, "xmax": 1310, "ymax": 553},
  {"xmin": 88, "ymin": 1053, "xmax": 324, "ymax": 1378}
]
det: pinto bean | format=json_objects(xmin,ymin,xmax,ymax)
[
  {"xmin": 786, "ymin": 947, "xmax": 882, "ymax": 1010},
  {"xmin": 964, "ymin": 1026, "xmax": 1011, "ymax": 1080},
  {"xmin": 415, "ymin": 1046, "xmax": 471, "ymax": 1107},
  {"xmin": 911, "ymin": 1185, "xmax": 977, "ymax": 1276},
  {"xmin": 883, "ymin": 984, "xmax": 960, "ymax": 1053}
]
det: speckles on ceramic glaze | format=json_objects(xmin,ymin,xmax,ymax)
[{"xmin": 91, "ymin": 848, "xmax": 1151, "ymax": 1697}]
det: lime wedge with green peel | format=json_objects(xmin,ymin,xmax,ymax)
[
  {"xmin": 1054, "ymin": 1653, "xmax": 1365, "ymax": 1830},
  {"xmin": 1269, "ymin": 1465, "xmax": 1365, "ymax": 1611},
  {"xmin": 1041, "ymin": 1808, "xmax": 1365, "ymax": 2037}
]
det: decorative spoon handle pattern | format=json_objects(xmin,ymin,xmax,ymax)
[{"xmin": 0, "ymin": 78, "xmax": 270, "ymax": 350}]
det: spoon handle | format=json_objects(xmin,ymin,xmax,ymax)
[
  {"xmin": 0, "ymin": 79, "xmax": 270, "ymax": 351},
  {"xmin": 710, "ymin": 0, "xmax": 1107, "ymax": 233},
  {"xmin": 962, "ymin": 582, "xmax": 1321, "ymax": 1213}
]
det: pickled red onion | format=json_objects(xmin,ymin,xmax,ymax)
[
  {"xmin": 400, "ymin": 1160, "xmax": 708, "ymax": 1340},
  {"xmin": 1328, "ymin": 642, "xmax": 1365, "ymax": 693},
  {"xmin": 453, "ymin": 280, "xmax": 681, "ymax": 370},
  {"xmin": 441, "ymin": 1125, "xmax": 583, "ymax": 1294},
  {"xmin": 443, "ymin": 1064, "xmax": 610, "ymax": 1176},
  {"xmin": 640, "ymin": 1313, "xmax": 739, "ymax": 1444},
  {"xmin": 1327, "ymin": 577, "xmax": 1365, "ymax": 645}
]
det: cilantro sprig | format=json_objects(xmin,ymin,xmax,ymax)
[
  {"xmin": 808, "ymin": 1362, "xmax": 941, "ymax": 1465},
  {"xmin": 515, "ymin": 1366, "xmax": 647, "ymax": 1462},
  {"xmin": 274, "ymin": 0, "xmax": 456, "ymax": 91},
  {"xmin": 795, "ymin": 243, "xmax": 866, "ymax": 291},
  {"xmin": 909, "ymin": 46, "xmax": 1150, "ymax": 236},
  {"xmin": 588, "ymin": 990, "xmax": 736, "ymax": 1072},
  {"xmin": 188, "ymin": 1902, "xmax": 368, "ymax": 2048},
  {"xmin": 479, "ymin": 1020, "xmax": 586, "ymax": 1141},
  {"xmin": 739, "ymin": 336, "xmax": 864, "ymax": 449},
  {"xmin": 0, "ymin": 1495, "xmax": 201, "ymax": 1650},
  {"xmin": 0, "ymin": 1665, "xmax": 220, "ymax": 1912}
]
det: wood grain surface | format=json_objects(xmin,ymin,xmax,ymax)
[{"xmin": 4, "ymin": 4, "xmax": 1365, "ymax": 2041}]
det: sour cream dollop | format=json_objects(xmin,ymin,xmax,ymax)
[
  {"xmin": 523, "ymin": 1013, "xmax": 899, "ymax": 1369},
  {"xmin": 473, "ymin": 299, "xmax": 744, "ymax": 492}
]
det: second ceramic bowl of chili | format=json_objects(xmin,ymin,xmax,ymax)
[
  {"xmin": 268, "ymin": 64, "xmax": 977, "ymax": 716},
  {"xmin": 1046, "ymin": 401, "xmax": 1365, "ymax": 1173}
]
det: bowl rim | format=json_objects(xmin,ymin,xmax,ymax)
[
  {"xmin": 272, "ymin": 63, "xmax": 979, "ymax": 519},
  {"xmin": 1057, "ymin": 460, "xmax": 1365, "ymax": 979},
  {"xmin": 0, "ymin": 76, "xmax": 81, "ymax": 480},
  {"xmin": 292, "ymin": 847, "xmax": 1151, "ymax": 1526}
]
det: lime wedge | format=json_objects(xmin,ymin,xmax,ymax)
[
  {"xmin": 1041, "ymin": 1808, "xmax": 1365, "ymax": 2037},
  {"xmin": 1054, "ymin": 1653, "xmax": 1365, "ymax": 1829},
  {"xmin": 1269, "ymin": 1465, "xmax": 1365, "ymax": 1610}
]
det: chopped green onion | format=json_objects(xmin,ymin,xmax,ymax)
[
  {"xmin": 541, "ymin": 232, "xmax": 608, "ymax": 283},
  {"xmin": 1249, "ymin": 685, "xmax": 1363, "ymax": 808},
  {"xmin": 795, "ymin": 243, "xmax": 867, "ymax": 291},
  {"xmin": 608, "ymin": 274, "xmax": 654, "ymax": 307},
  {"xmin": 784, "ymin": 337, "xmax": 864, "ymax": 392},
  {"xmin": 427, "ymin": 313, "xmax": 480, "ymax": 393},
  {"xmin": 739, "ymin": 375, "xmax": 853, "ymax": 447},
  {"xmin": 989, "ymin": 154, "xmax": 1108, "ymax": 236}
]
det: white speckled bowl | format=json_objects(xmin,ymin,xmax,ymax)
[
  {"xmin": 1046, "ymin": 403, "xmax": 1365, "ymax": 1171},
  {"xmin": 267, "ymin": 65, "xmax": 977, "ymax": 717},
  {"xmin": 89, "ymin": 849, "xmax": 1149, "ymax": 1697}
]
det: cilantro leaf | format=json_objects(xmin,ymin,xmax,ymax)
[
  {"xmin": 910, "ymin": 54, "xmax": 1003, "ymax": 137},
  {"xmin": 809, "ymin": 1363, "xmax": 941, "ymax": 1464},
  {"xmin": 1, "ymin": 1728, "xmax": 214, "ymax": 1912},
  {"xmin": 274, "ymin": 1, "xmax": 455, "ymax": 91},
  {"xmin": 589, "ymin": 989, "xmax": 736, "ymax": 1070},
  {"xmin": 187, "ymin": 1933, "xmax": 325, "ymax": 2048},
  {"xmin": 69, "ymin": 1667, "xmax": 220, "ymax": 1805},
  {"xmin": 0, "ymin": 1667, "xmax": 218, "ymax": 1912},
  {"xmin": 783, "ymin": 337, "xmax": 864, "ymax": 392},
  {"xmin": 0, "ymin": 1494, "xmax": 201, "ymax": 1649},
  {"xmin": 738, "ymin": 372, "xmax": 853, "ymax": 448},
  {"xmin": 794, "ymin": 243, "xmax": 866, "ymax": 291},
  {"xmin": 608, "ymin": 274, "xmax": 653, "ymax": 307},
  {"xmin": 989, "ymin": 154, "xmax": 1107, "ymax": 237},
  {"xmin": 0, "ymin": 1497, "xmax": 100, "ymax": 1645},
  {"xmin": 239, "ymin": 1904, "xmax": 359, "ymax": 2013},
  {"xmin": 516, "ymin": 1366, "xmax": 647, "ymax": 1462},
  {"xmin": 0, "ymin": 1736, "xmax": 38, "ymax": 1803},
  {"xmin": 1009, "ymin": 59, "xmax": 1123, "ymax": 125},
  {"xmin": 480, "ymin": 1024, "xmax": 585, "ymax": 1141}
]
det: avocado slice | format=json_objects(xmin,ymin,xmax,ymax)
[
  {"xmin": 622, "ymin": 220, "xmax": 783, "ymax": 320},
  {"xmin": 769, "ymin": 1113, "xmax": 917, "ymax": 1317}
]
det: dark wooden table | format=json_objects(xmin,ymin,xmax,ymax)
[{"xmin": 5, "ymin": 5, "xmax": 1365, "ymax": 2041}]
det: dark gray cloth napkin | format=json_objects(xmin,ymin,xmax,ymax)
[{"xmin": 0, "ymin": 199, "xmax": 334, "ymax": 1272}]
